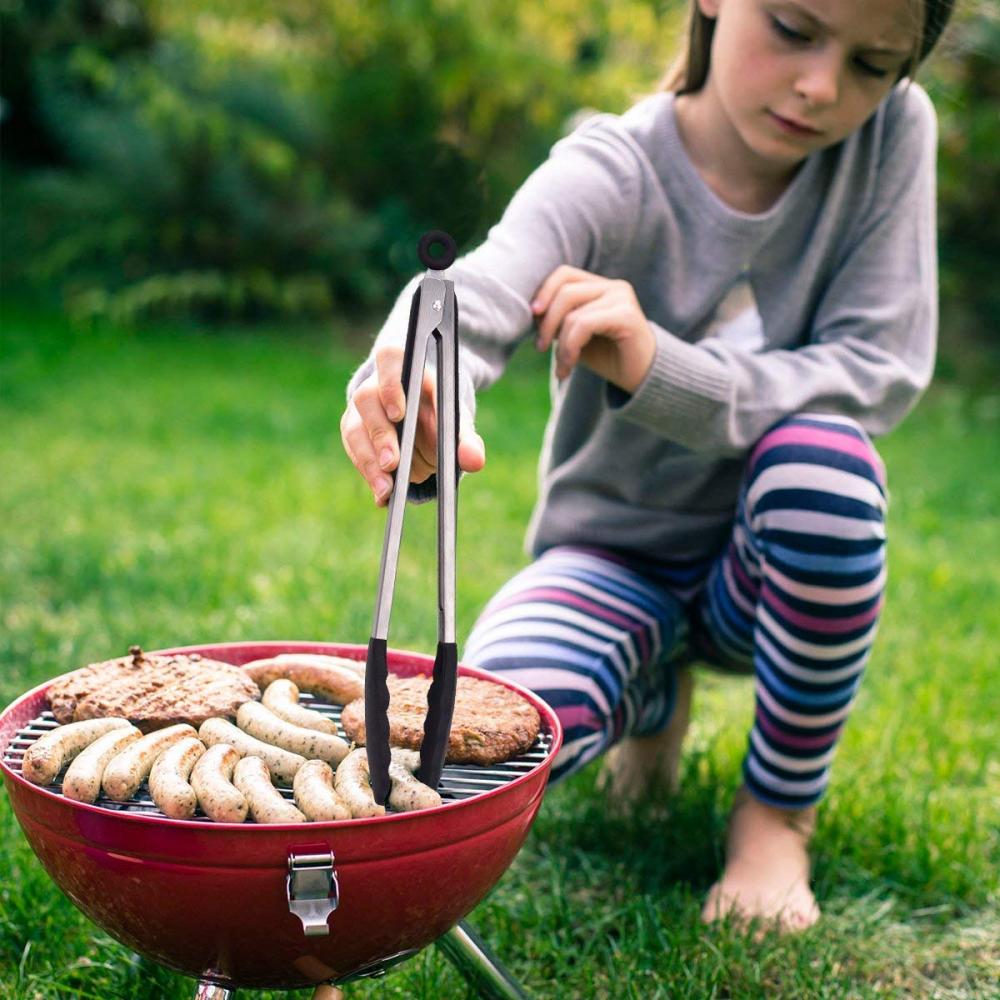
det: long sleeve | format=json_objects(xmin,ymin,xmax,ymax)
[
  {"xmin": 611, "ymin": 84, "xmax": 939, "ymax": 455},
  {"xmin": 346, "ymin": 114, "xmax": 641, "ymax": 408}
]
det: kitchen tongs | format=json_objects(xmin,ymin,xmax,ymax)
[{"xmin": 365, "ymin": 230, "xmax": 460, "ymax": 806}]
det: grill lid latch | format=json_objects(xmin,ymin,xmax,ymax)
[{"xmin": 286, "ymin": 849, "xmax": 339, "ymax": 937}]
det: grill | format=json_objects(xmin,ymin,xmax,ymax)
[
  {"xmin": 0, "ymin": 641, "xmax": 563, "ymax": 998},
  {"xmin": 2, "ymin": 699, "xmax": 552, "ymax": 819}
]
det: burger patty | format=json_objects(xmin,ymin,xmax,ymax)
[
  {"xmin": 340, "ymin": 674, "xmax": 541, "ymax": 765},
  {"xmin": 47, "ymin": 646, "xmax": 260, "ymax": 732}
]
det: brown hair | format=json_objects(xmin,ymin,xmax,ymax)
[{"xmin": 658, "ymin": 0, "xmax": 956, "ymax": 94}]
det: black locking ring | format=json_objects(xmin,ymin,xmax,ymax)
[{"xmin": 418, "ymin": 230, "xmax": 457, "ymax": 270}]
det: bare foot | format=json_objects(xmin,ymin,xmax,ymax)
[
  {"xmin": 310, "ymin": 986, "xmax": 345, "ymax": 1000},
  {"xmin": 597, "ymin": 667, "xmax": 693, "ymax": 810},
  {"xmin": 701, "ymin": 785, "xmax": 820, "ymax": 934}
]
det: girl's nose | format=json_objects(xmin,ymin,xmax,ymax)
[{"xmin": 794, "ymin": 54, "xmax": 841, "ymax": 108}]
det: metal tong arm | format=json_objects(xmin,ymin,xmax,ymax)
[{"xmin": 365, "ymin": 265, "xmax": 459, "ymax": 804}]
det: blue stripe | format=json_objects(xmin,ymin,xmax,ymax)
[
  {"xmin": 767, "ymin": 542, "xmax": 884, "ymax": 575},
  {"xmin": 472, "ymin": 639, "xmax": 624, "ymax": 704},
  {"xmin": 755, "ymin": 655, "xmax": 863, "ymax": 707}
]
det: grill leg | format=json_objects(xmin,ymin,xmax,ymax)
[
  {"xmin": 436, "ymin": 920, "xmax": 530, "ymax": 1000},
  {"xmin": 194, "ymin": 982, "xmax": 233, "ymax": 999}
]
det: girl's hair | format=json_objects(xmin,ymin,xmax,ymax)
[{"xmin": 658, "ymin": 0, "xmax": 956, "ymax": 94}]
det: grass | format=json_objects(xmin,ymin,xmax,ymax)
[{"xmin": 1, "ymin": 302, "xmax": 998, "ymax": 999}]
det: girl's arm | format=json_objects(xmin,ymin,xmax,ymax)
[
  {"xmin": 342, "ymin": 118, "xmax": 641, "ymax": 503},
  {"xmin": 603, "ymin": 87, "xmax": 939, "ymax": 455}
]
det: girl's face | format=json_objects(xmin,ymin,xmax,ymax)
[{"xmin": 698, "ymin": 0, "xmax": 916, "ymax": 170}]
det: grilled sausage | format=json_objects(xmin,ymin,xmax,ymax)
[
  {"xmin": 148, "ymin": 736, "xmax": 205, "ymax": 819},
  {"xmin": 190, "ymin": 743, "xmax": 247, "ymax": 823},
  {"xmin": 198, "ymin": 716, "xmax": 306, "ymax": 783},
  {"xmin": 102, "ymin": 723, "xmax": 197, "ymax": 801},
  {"xmin": 62, "ymin": 725, "xmax": 143, "ymax": 802},
  {"xmin": 237, "ymin": 700, "xmax": 349, "ymax": 767},
  {"xmin": 333, "ymin": 748, "xmax": 386, "ymax": 818},
  {"xmin": 261, "ymin": 679, "xmax": 338, "ymax": 735},
  {"xmin": 292, "ymin": 759, "xmax": 352, "ymax": 821},
  {"xmin": 273, "ymin": 652, "xmax": 366, "ymax": 677},
  {"xmin": 233, "ymin": 755, "xmax": 306, "ymax": 824},
  {"xmin": 242, "ymin": 656, "xmax": 363, "ymax": 705},
  {"xmin": 388, "ymin": 748, "xmax": 443, "ymax": 813},
  {"xmin": 22, "ymin": 717, "xmax": 134, "ymax": 786}
]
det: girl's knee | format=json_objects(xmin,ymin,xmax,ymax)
[{"xmin": 745, "ymin": 412, "xmax": 888, "ymax": 532}]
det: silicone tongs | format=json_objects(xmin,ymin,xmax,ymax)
[{"xmin": 365, "ymin": 230, "xmax": 460, "ymax": 806}]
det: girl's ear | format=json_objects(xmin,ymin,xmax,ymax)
[{"xmin": 697, "ymin": 0, "xmax": 722, "ymax": 18}]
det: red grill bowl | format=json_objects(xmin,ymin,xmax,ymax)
[{"xmin": 0, "ymin": 641, "xmax": 562, "ymax": 990}]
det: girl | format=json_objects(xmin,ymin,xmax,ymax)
[{"xmin": 341, "ymin": 0, "xmax": 955, "ymax": 933}]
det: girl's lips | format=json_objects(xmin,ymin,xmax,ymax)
[{"xmin": 768, "ymin": 110, "xmax": 821, "ymax": 137}]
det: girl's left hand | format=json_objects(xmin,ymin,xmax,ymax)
[{"xmin": 532, "ymin": 266, "xmax": 655, "ymax": 393}]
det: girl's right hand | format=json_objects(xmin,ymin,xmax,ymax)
[{"xmin": 340, "ymin": 344, "xmax": 486, "ymax": 506}]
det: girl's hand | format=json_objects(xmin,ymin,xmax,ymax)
[
  {"xmin": 340, "ymin": 344, "xmax": 486, "ymax": 506},
  {"xmin": 532, "ymin": 266, "xmax": 655, "ymax": 393}
]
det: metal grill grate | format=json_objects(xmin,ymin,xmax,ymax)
[{"xmin": 1, "ymin": 693, "xmax": 553, "ymax": 820}]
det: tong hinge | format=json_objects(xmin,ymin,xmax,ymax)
[{"xmin": 286, "ymin": 850, "xmax": 339, "ymax": 937}]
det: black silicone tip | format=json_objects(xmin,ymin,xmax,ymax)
[{"xmin": 418, "ymin": 230, "xmax": 457, "ymax": 270}]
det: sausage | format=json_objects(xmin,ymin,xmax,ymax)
[
  {"xmin": 148, "ymin": 736, "xmax": 205, "ymax": 819},
  {"xmin": 102, "ymin": 724, "xmax": 197, "ymax": 801},
  {"xmin": 273, "ymin": 652, "xmax": 366, "ymax": 677},
  {"xmin": 237, "ymin": 700, "xmax": 349, "ymax": 767},
  {"xmin": 261, "ymin": 679, "xmax": 338, "ymax": 735},
  {"xmin": 62, "ymin": 725, "xmax": 143, "ymax": 802},
  {"xmin": 292, "ymin": 759, "xmax": 351, "ymax": 821},
  {"xmin": 198, "ymin": 716, "xmax": 306, "ymax": 783},
  {"xmin": 22, "ymin": 717, "xmax": 134, "ymax": 786},
  {"xmin": 241, "ymin": 656, "xmax": 363, "ymax": 705},
  {"xmin": 233, "ymin": 755, "xmax": 306, "ymax": 824},
  {"xmin": 333, "ymin": 748, "xmax": 386, "ymax": 818},
  {"xmin": 388, "ymin": 748, "xmax": 443, "ymax": 812},
  {"xmin": 190, "ymin": 743, "xmax": 247, "ymax": 823}
]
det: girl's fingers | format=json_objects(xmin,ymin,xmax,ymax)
[
  {"xmin": 348, "ymin": 384, "xmax": 397, "ymax": 503},
  {"xmin": 458, "ymin": 401, "xmax": 486, "ymax": 473},
  {"xmin": 343, "ymin": 351, "xmax": 486, "ymax": 504},
  {"xmin": 354, "ymin": 381, "xmax": 402, "ymax": 473},
  {"xmin": 412, "ymin": 398, "xmax": 438, "ymax": 483},
  {"xmin": 375, "ymin": 345, "xmax": 407, "ymax": 422},
  {"xmin": 535, "ymin": 278, "xmax": 605, "ymax": 351},
  {"xmin": 553, "ymin": 301, "xmax": 618, "ymax": 379},
  {"xmin": 531, "ymin": 265, "xmax": 596, "ymax": 317},
  {"xmin": 341, "ymin": 407, "xmax": 393, "ymax": 504}
]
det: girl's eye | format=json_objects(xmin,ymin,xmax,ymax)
[
  {"xmin": 854, "ymin": 59, "xmax": 890, "ymax": 79},
  {"xmin": 769, "ymin": 15, "xmax": 809, "ymax": 44}
]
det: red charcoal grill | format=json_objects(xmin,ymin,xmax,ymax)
[
  {"xmin": 0, "ymin": 640, "xmax": 562, "ymax": 998},
  {"xmin": 1, "ymin": 233, "xmax": 562, "ymax": 996}
]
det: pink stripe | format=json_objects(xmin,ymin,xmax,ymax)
[
  {"xmin": 492, "ymin": 587, "xmax": 639, "ymax": 632},
  {"xmin": 729, "ymin": 545, "xmax": 759, "ymax": 600},
  {"xmin": 556, "ymin": 704, "xmax": 604, "ymax": 732},
  {"xmin": 763, "ymin": 583, "xmax": 883, "ymax": 633},
  {"xmin": 755, "ymin": 706, "xmax": 842, "ymax": 750},
  {"xmin": 751, "ymin": 425, "xmax": 885, "ymax": 486}
]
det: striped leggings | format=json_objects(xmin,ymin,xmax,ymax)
[{"xmin": 463, "ymin": 414, "xmax": 888, "ymax": 809}]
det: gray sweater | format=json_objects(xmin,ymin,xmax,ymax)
[{"xmin": 349, "ymin": 83, "xmax": 938, "ymax": 560}]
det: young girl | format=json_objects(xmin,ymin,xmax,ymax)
[{"xmin": 341, "ymin": 0, "xmax": 955, "ymax": 933}]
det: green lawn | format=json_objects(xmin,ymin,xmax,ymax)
[{"xmin": 1, "ymin": 304, "xmax": 998, "ymax": 999}]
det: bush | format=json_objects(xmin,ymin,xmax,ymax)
[
  {"xmin": 2, "ymin": 0, "xmax": 678, "ymax": 326},
  {"xmin": 926, "ymin": 3, "xmax": 1000, "ymax": 376},
  {"xmin": 1, "ymin": 0, "xmax": 996, "ymax": 341}
]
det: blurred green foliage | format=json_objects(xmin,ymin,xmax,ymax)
[
  {"xmin": 1, "ymin": 0, "xmax": 679, "ymax": 325},
  {"xmin": 924, "ymin": 3, "xmax": 1000, "ymax": 379},
  {"xmin": 1, "ymin": 0, "xmax": 997, "ymax": 347}
]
